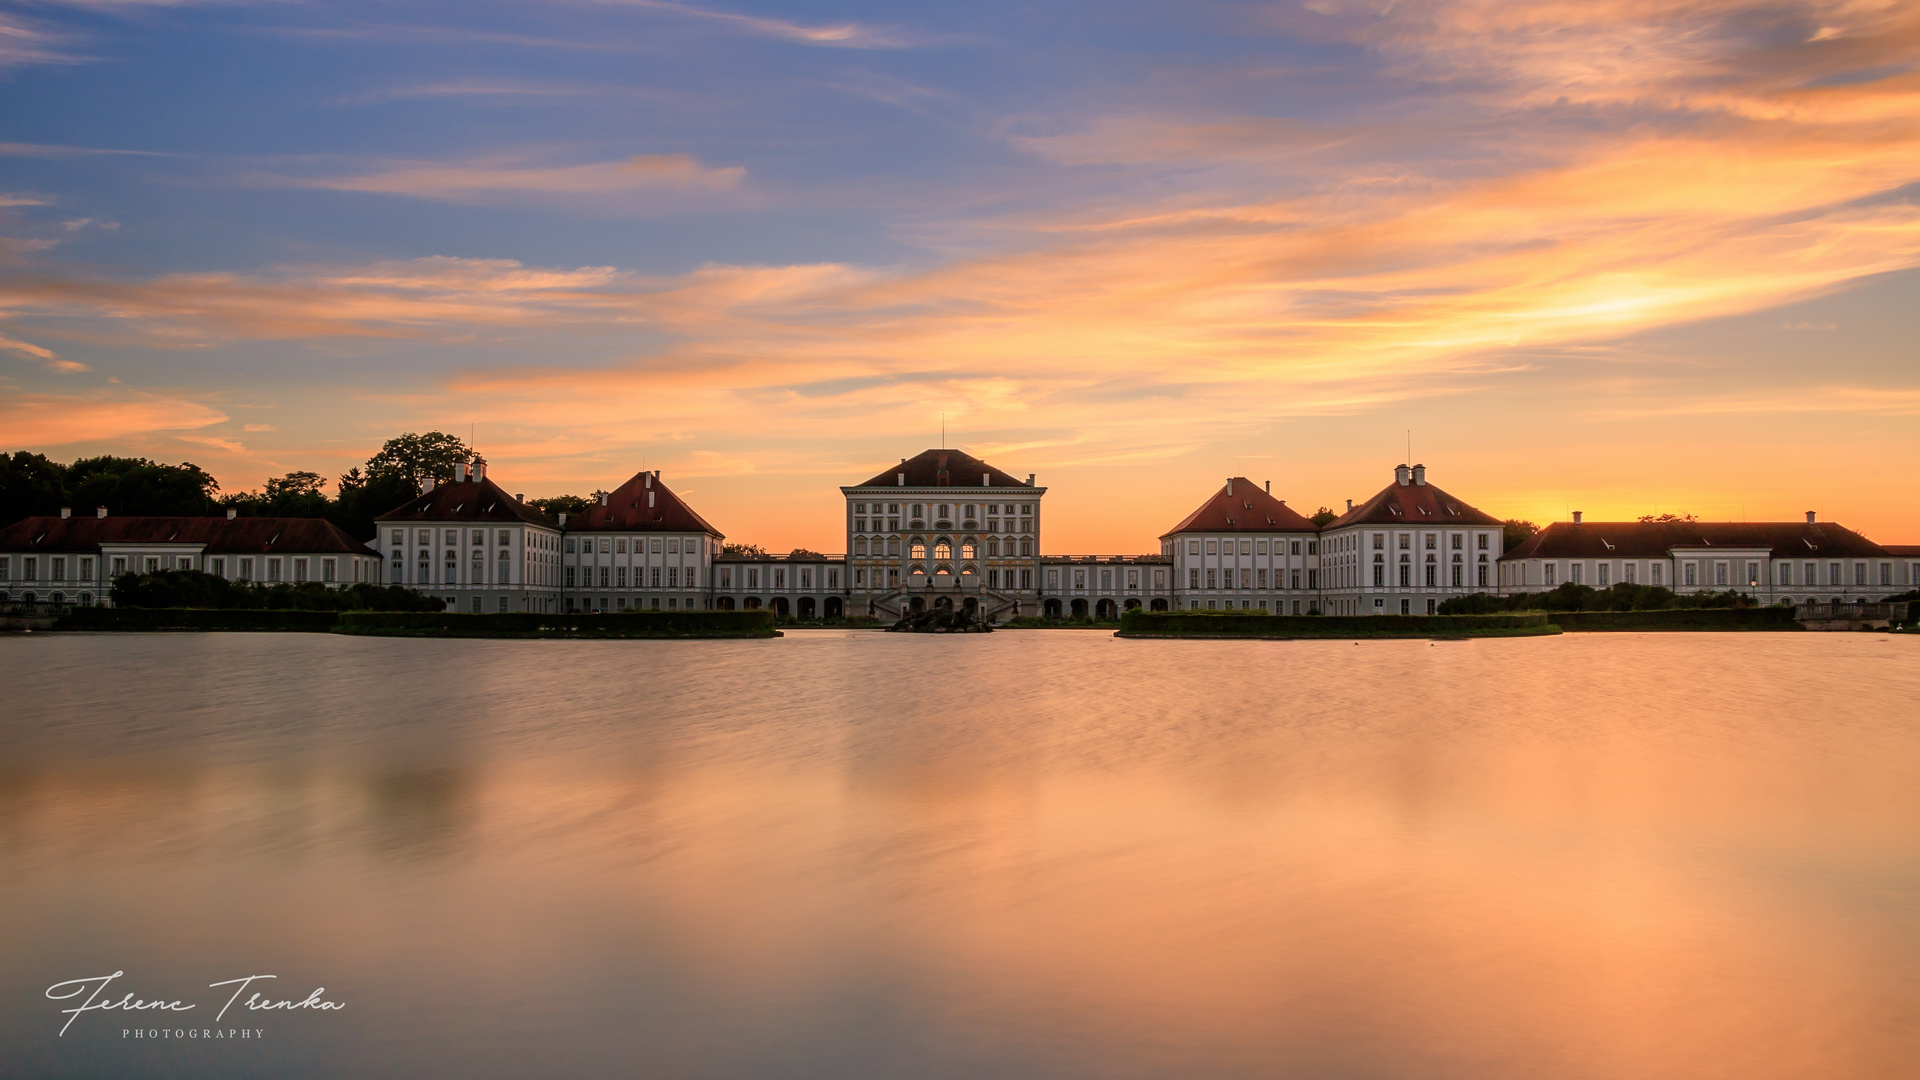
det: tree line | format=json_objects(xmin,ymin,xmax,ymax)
[{"xmin": 1, "ymin": 432, "xmax": 599, "ymax": 539}]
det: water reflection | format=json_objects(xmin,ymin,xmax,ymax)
[{"xmin": 1, "ymin": 631, "xmax": 1917, "ymax": 1079}]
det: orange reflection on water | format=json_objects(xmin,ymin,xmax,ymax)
[{"xmin": 1, "ymin": 631, "xmax": 1917, "ymax": 1079}]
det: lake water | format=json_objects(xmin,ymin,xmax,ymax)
[{"xmin": 2, "ymin": 630, "xmax": 1917, "ymax": 1079}]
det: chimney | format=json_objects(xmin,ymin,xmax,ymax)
[
  {"xmin": 599, "ymin": 492, "xmax": 609, "ymax": 506},
  {"xmin": 558, "ymin": 512, "xmax": 567, "ymax": 526},
  {"xmin": 648, "ymin": 491, "xmax": 655, "ymax": 508},
  {"xmin": 1027, "ymin": 473, "xmax": 1035, "ymax": 486},
  {"xmin": 897, "ymin": 472, "xmax": 906, "ymax": 486},
  {"xmin": 1806, "ymin": 510, "xmax": 1816, "ymax": 524},
  {"xmin": 421, "ymin": 477, "xmax": 436, "ymax": 494},
  {"xmin": 1226, "ymin": 479, "xmax": 1233, "ymax": 496},
  {"xmin": 454, "ymin": 462, "xmax": 468, "ymax": 483},
  {"xmin": 901, "ymin": 457, "xmax": 907, "ymax": 464},
  {"xmin": 1346, "ymin": 498, "xmax": 1354, "ymax": 512},
  {"xmin": 60, "ymin": 507, "xmax": 71, "ymax": 519},
  {"xmin": 1573, "ymin": 511, "xmax": 1583, "ymax": 524},
  {"xmin": 1411, "ymin": 463, "xmax": 1426, "ymax": 486},
  {"xmin": 472, "ymin": 457, "xmax": 487, "ymax": 482},
  {"xmin": 515, "ymin": 493, "xmax": 524, "ymax": 503},
  {"xmin": 96, "ymin": 506, "xmax": 108, "ymax": 519},
  {"xmin": 1394, "ymin": 464, "xmax": 1411, "ymax": 486},
  {"xmin": 226, "ymin": 507, "xmax": 237, "ymax": 520},
  {"xmin": 1265, "ymin": 480, "xmax": 1270, "ymax": 494},
  {"xmin": 982, "ymin": 472, "xmax": 990, "ymax": 486}
]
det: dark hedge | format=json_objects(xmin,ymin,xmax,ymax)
[
  {"xmin": 1118, "ymin": 610, "xmax": 1551, "ymax": 637},
  {"xmin": 55, "ymin": 607, "xmax": 342, "ymax": 632},
  {"xmin": 335, "ymin": 610, "xmax": 777, "ymax": 637},
  {"xmin": 1549, "ymin": 607, "xmax": 1801, "ymax": 631}
]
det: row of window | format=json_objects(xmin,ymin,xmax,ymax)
[
  {"xmin": 1189, "ymin": 567, "xmax": 1323, "ymax": 590},
  {"xmin": 569, "ymin": 535, "xmax": 702, "ymax": 556},
  {"xmin": 0, "ymin": 554, "xmax": 357, "ymax": 583},
  {"xmin": 846, "ymin": 567, "xmax": 1038, "ymax": 590},
  {"xmin": 393, "ymin": 528, "xmax": 546, "ymax": 549},
  {"xmin": 853, "ymin": 537, "xmax": 1038, "ymax": 559},
  {"xmin": 715, "ymin": 566, "xmax": 840, "ymax": 590},
  {"xmin": 1517, "ymin": 559, "xmax": 1906, "ymax": 589},
  {"xmin": 1049, "ymin": 567, "xmax": 1171, "ymax": 591},
  {"xmin": 1, "ymin": 591, "xmax": 95, "ymax": 606},
  {"xmin": 568, "ymin": 566, "xmax": 705, "ymax": 588},
  {"xmin": 851, "ymin": 502, "xmax": 1033, "ymax": 519},
  {"xmin": 1182, "ymin": 538, "xmax": 1320, "ymax": 557},
  {"xmin": 1365, "ymin": 563, "xmax": 1491, "ymax": 588}
]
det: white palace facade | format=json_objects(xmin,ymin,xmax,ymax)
[
  {"xmin": 15, "ymin": 445, "xmax": 1911, "ymax": 616},
  {"xmin": 359, "ymin": 446, "xmax": 1919, "ymax": 620}
]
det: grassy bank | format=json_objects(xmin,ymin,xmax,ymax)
[
  {"xmin": 334, "ymin": 610, "xmax": 778, "ymax": 638},
  {"xmin": 1117, "ymin": 611, "xmax": 1554, "ymax": 639}
]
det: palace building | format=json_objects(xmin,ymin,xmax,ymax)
[
  {"xmin": 1322, "ymin": 463, "xmax": 1506, "ymax": 616},
  {"xmin": 0, "ymin": 506, "xmax": 379, "ymax": 608},
  {"xmin": 373, "ymin": 457, "xmax": 565, "ymax": 613},
  {"xmin": 1498, "ymin": 513, "xmax": 1910, "ymax": 605},
  {"xmin": 15, "ymin": 446, "xmax": 1913, "ymax": 617},
  {"xmin": 837, "ymin": 448, "xmax": 1045, "ymax": 622}
]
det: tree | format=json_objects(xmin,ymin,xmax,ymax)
[
  {"xmin": 1502, "ymin": 518, "xmax": 1539, "ymax": 553},
  {"xmin": 788, "ymin": 547, "xmax": 824, "ymax": 560},
  {"xmin": 1310, "ymin": 507, "xmax": 1338, "ymax": 527},
  {"xmin": 0, "ymin": 451, "xmax": 70, "ymax": 525},
  {"xmin": 529, "ymin": 494, "xmax": 590, "ymax": 516},
  {"xmin": 723, "ymin": 543, "xmax": 767, "ymax": 557},
  {"xmin": 66, "ymin": 456, "xmax": 220, "ymax": 517},
  {"xmin": 265, "ymin": 471, "xmax": 325, "ymax": 501},
  {"xmin": 333, "ymin": 466, "xmax": 420, "ymax": 541},
  {"xmin": 364, "ymin": 431, "xmax": 473, "ymax": 487},
  {"xmin": 1638, "ymin": 512, "xmax": 1697, "ymax": 523}
]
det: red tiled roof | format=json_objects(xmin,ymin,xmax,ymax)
[
  {"xmin": 1327, "ymin": 471, "xmax": 1502, "ymax": 529},
  {"xmin": 1502, "ymin": 520, "xmax": 1889, "ymax": 561},
  {"xmin": 1160, "ymin": 477, "xmax": 1318, "ymax": 538},
  {"xmin": 559, "ymin": 470, "xmax": 722, "ymax": 536},
  {"xmin": 1884, "ymin": 545, "xmax": 1920, "ymax": 557},
  {"xmin": 854, "ymin": 449, "xmax": 1029, "ymax": 489},
  {"xmin": 375, "ymin": 475, "xmax": 557, "ymax": 527},
  {"xmin": 0, "ymin": 515, "xmax": 376, "ymax": 555}
]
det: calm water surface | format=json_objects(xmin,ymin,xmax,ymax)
[{"xmin": 2, "ymin": 630, "xmax": 1917, "ymax": 1078}]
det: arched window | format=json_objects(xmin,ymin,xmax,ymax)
[
  {"xmin": 911, "ymin": 539, "xmax": 927, "ymax": 559},
  {"xmin": 960, "ymin": 540, "xmax": 976, "ymax": 560},
  {"xmin": 934, "ymin": 539, "xmax": 952, "ymax": 560}
]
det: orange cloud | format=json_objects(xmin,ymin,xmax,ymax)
[
  {"xmin": 261, "ymin": 153, "xmax": 747, "ymax": 204},
  {"xmin": 0, "ymin": 394, "xmax": 227, "ymax": 447}
]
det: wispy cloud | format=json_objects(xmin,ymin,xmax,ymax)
[
  {"xmin": 0, "ymin": 12, "xmax": 85, "ymax": 68},
  {"xmin": 255, "ymin": 153, "xmax": 747, "ymax": 203},
  {"xmin": 0, "ymin": 142, "xmax": 171, "ymax": 158},
  {"xmin": 603, "ymin": 0, "xmax": 923, "ymax": 49},
  {"xmin": 328, "ymin": 79, "xmax": 690, "ymax": 106}
]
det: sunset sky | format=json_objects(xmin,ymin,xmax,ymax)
[{"xmin": 2, "ymin": 0, "xmax": 1916, "ymax": 551}]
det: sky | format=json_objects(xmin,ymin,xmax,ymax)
[{"xmin": 1, "ymin": 0, "xmax": 1916, "ymax": 553}]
